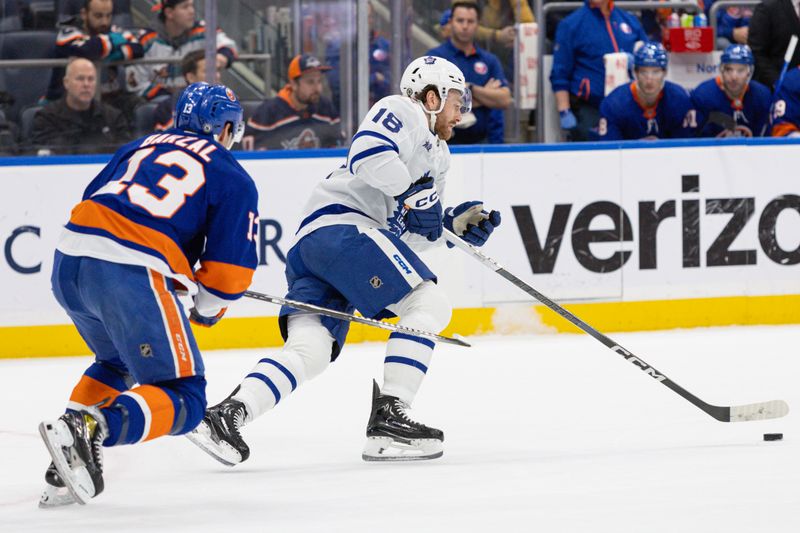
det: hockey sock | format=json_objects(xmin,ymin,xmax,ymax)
[
  {"xmin": 233, "ymin": 351, "xmax": 304, "ymax": 423},
  {"xmin": 382, "ymin": 281, "xmax": 451, "ymax": 405},
  {"xmin": 101, "ymin": 376, "xmax": 206, "ymax": 445},
  {"xmin": 382, "ymin": 332, "xmax": 434, "ymax": 404},
  {"xmin": 67, "ymin": 361, "xmax": 134, "ymax": 412},
  {"xmin": 232, "ymin": 314, "xmax": 334, "ymax": 424}
]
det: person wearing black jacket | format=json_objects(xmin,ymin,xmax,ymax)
[
  {"xmin": 747, "ymin": 0, "xmax": 800, "ymax": 88},
  {"xmin": 32, "ymin": 58, "xmax": 131, "ymax": 155}
]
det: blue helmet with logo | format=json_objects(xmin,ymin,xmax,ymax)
[
  {"xmin": 634, "ymin": 42, "xmax": 668, "ymax": 70},
  {"xmin": 174, "ymin": 82, "xmax": 244, "ymax": 144},
  {"xmin": 721, "ymin": 44, "xmax": 754, "ymax": 66}
]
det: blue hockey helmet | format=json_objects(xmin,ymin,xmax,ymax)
[
  {"xmin": 721, "ymin": 44, "xmax": 754, "ymax": 66},
  {"xmin": 634, "ymin": 42, "xmax": 668, "ymax": 70},
  {"xmin": 174, "ymin": 82, "xmax": 244, "ymax": 144}
]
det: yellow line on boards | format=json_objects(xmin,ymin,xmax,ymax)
[{"xmin": 0, "ymin": 294, "xmax": 797, "ymax": 359}]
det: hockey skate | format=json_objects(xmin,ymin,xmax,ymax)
[
  {"xmin": 362, "ymin": 380, "xmax": 444, "ymax": 462},
  {"xmin": 38, "ymin": 409, "xmax": 106, "ymax": 505},
  {"xmin": 186, "ymin": 398, "xmax": 250, "ymax": 467}
]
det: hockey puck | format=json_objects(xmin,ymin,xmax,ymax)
[{"xmin": 763, "ymin": 433, "xmax": 783, "ymax": 441}]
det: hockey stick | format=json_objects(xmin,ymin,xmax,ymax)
[
  {"xmin": 443, "ymin": 229, "xmax": 788, "ymax": 422},
  {"xmin": 770, "ymin": 35, "xmax": 798, "ymax": 118},
  {"xmin": 243, "ymin": 290, "xmax": 471, "ymax": 348}
]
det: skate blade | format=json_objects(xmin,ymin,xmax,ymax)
[
  {"xmin": 38, "ymin": 421, "xmax": 95, "ymax": 505},
  {"xmin": 362, "ymin": 436, "xmax": 443, "ymax": 462},
  {"xmin": 39, "ymin": 483, "xmax": 76, "ymax": 508},
  {"xmin": 185, "ymin": 421, "xmax": 242, "ymax": 467}
]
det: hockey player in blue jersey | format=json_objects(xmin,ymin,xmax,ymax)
[
  {"xmin": 598, "ymin": 42, "xmax": 696, "ymax": 141},
  {"xmin": 691, "ymin": 44, "xmax": 771, "ymax": 137},
  {"xmin": 770, "ymin": 66, "xmax": 800, "ymax": 137},
  {"xmin": 38, "ymin": 82, "xmax": 258, "ymax": 506},
  {"xmin": 187, "ymin": 56, "xmax": 501, "ymax": 464}
]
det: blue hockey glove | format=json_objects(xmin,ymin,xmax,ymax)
[
  {"xmin": 189, "ymin": 306, "xmax": 227, "ymax": 328},
  {"xmin": 559, "ymin": 109, "xmax": 577, "ymax": 130},
  {"xmin": 444, "ymin": 201, "xmax": 502, "ymax": 247},
  {"xmin": 394, "ymin": 178, "xmax": 443, "ymax": 242}
]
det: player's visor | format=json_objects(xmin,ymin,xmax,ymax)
[
  {"xmin": 233, "ymin": 120, "xmax": 245, "ymax": 143},
  {"xmin": 460, "ymin": 86, "xmax": 472, "ymax": 114}
]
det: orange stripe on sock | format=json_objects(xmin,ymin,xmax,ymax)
[
  {"xmin": 69, "ymin": 200, "xmax": 194, "ymax": 281},
  {"xmin": 135, "ymin": 384, "xmax": 175, "ymax": 441},
  {"xmin": 69, "ymin": 375, "xmax": 120, "ymax": 408},
  {"xmin": 150, "ymin": 271, "xmax": 194, "ymax": 378}
]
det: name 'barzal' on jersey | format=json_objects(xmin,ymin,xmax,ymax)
[{"xmin": 139, "ymin": 132, "xmax": 219, "ymax": 162}]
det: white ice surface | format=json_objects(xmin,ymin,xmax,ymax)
[{"xmin": 1, "ymin": 325, "xmax": 799, "ymax": 532}]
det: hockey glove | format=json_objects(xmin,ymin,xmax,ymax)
[
  {"xmin": 395, "ymin": 177, "xmax": 443, "ymax": 242},
  {"xmin": 559, "ymin": 109, "xmax": 577, "ymax": 130},
  {"xmin": 189, "ymin": 306, "xmax": 227, "ymax": 328},
  {"xmin": 444, "ymin": 201, "xmax": 502, "ymax": 247}
]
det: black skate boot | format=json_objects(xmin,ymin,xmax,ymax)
[
  {"xmin": 186, "ymin": 397, "xmax": 250, "ymax": 467},
  {"xmin": 362, "ymin": 380, "xmax": 444, "ymax": 461},
  {"xmin": 39, "ymin": 409, "xmax": 106, "ymax": 505}
]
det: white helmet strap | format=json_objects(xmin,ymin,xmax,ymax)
[{"xmin": 418, "ymin": 88, "xmax": 447, "ymax": 132}]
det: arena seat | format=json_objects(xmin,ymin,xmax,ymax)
[
  {"xmin": 19, "ymin": 103, "xmax": 43, "ymax": 143},
  {"xmin": 0, "ymin": 30, "xmax": 56, "ymax": 121},
  {"xmin": 133, "ymin": 101, "xmax": 158, "ymax": 136},
  {"xmin": 1, "ymin": 0, "xmax": 22, "ymax": 32}
]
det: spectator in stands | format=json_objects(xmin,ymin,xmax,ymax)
[
  {"xmin": 153, "ymin": 49, "xmax": 224, "ymax": 131},
  {"xmin": 705, "ymin": 0, "xmax": 751, "ymax": 49},
  {"xmin": 748, "ymin": 0, "xmax": 800, "ymax": 89},
  {"xmin": 427, "ymin": 1, "xmax": 512, "ymax": 144},
  {"xmin": 550, "ymin": 0, "xmax": 647, "ymax": 141},
  {"xmin": 438, "ymin": 8, "xmax": 453, "ymax": 40},
  {"xmin": 691, "ymin": 44, "xmax": 771, "ymax": 137},
  {"xmin": 325, "ymin": 1, "xmax": 392, "ymax": 107},
  {"xmin": 31, "ymin": 58, "xmax": 131, "ymax": 154},
  {"xmin": 597, "ymin": 42, "xmax": 695, "ymax": 140},
  {"xmin": 770, "ymin": 65, "xmax": 800, "ymax": 136},
  {"xmin": 47, "ymin": 0, "xmax": 144, "ymax": 123},
  {"xmin": 246, "ymin": 54, "xmax": 343, "ymax": 150},
  {"xmin": 475, "ymin": 0, "xmax": 535, "ymax": 50},
  {"xmin": 474, "ymin": 0, "xmax": 536, "ymax": 81},
  {"xmin": 127, "ymin": 0, "xmax": 237, "ymax": 100}
]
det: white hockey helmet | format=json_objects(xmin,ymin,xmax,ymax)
[{"xmin": 400, "ymin": 56, "xmax": 472, "ymax": 127}]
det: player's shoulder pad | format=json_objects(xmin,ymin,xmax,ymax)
[
  {"xmin": 665, "ymin": 80, "xmax": 691, "ymax": 100},
  {"xmin": 748, "ymin": 79, "xmax": 772, "ymax": 99},
  {"xmin": 690, "ymin": 77, "xmax": 717, "ymax": 101},
  {"xmin": 373, "ymin": 94, "xmax": 427, "ymax": 130}
]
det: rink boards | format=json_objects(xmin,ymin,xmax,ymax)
[{"xmin": 1, "ymin": 138, "xmax": 798, "ymax": 357}]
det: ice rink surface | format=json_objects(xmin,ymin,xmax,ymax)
[{"xmin": 1, "ymin": 324, "xmax": 798, "ymax": 532}]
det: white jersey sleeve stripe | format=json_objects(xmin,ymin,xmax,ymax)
[
  {"xmin": 349, "ymin": 145, "xmax": 398, "ymax": 174},
  {"xmin": 350, "ymin": 130, "xmax": 399, "ymax": 152}
]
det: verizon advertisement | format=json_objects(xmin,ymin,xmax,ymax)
[{"xmin": 0, "ymin": 142, "xmax": 798, "ymax": 327}]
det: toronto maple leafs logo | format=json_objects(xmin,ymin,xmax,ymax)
[
  {"xmin": 424, "ymin": 56, "xmax": 437, "ymax": 65},
  {"xmin": 423, "ymin": 140, "xmax": 432, "ymax": 151}
]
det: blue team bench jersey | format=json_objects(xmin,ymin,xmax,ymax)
[
  {"xmin": 598, "ymin": 80, "xmax": 696, "ymax": 140},
  {"xmin": 691, "ymin": 76, "xmax": 771, "ymax": 137}
]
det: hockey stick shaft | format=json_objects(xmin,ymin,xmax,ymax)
[
  {"xmin": 770, "ymin": 35, "xmax": 798, "ymax": 120},
  {"xmin": 444, "ymin": 229, "xmax": 788, "ymax": 422},
  {"xmin": 243, "ymin": 290, "xmax": 470, "ymax": 348},
  {"xmin": 776, "ymin": 35, "xmax": 798, "ymax": 95}
]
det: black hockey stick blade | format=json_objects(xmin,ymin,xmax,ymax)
[
  {"xmin": 443, "ymin": 229, "xmax": 789, "ymax": 422},
  {"xmin": 243, "ymin": 290, "xmax": 470, "ymax": 348}
]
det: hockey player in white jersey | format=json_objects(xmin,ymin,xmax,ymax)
[{"xmin": 187, "ymin": 55, "xmax": 501, "ymax": 463}]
